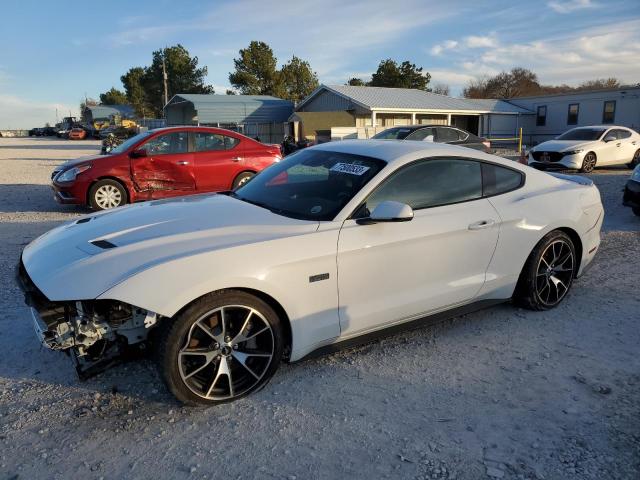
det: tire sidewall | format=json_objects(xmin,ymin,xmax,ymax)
[
  {"xmin": 580, "ymin": 153, "xmax": 596, "ymax": 173},
  {"xmin": 516, "ymin": 230, "xmax": 577, "ymax": 310},
  {"xmin": 89, "ymin": 179, "xmax": 127, "ymax": 210},
  {"xmin": 158, "ymin": 291, "xmax": 284, "ymax": 406}
]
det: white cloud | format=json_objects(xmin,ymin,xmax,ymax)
[
  {"xmin": 474, "ymin": 19, "xmax": 640, "ymax": 85},
  {"xmin": 430, "ymin": 35, "xmax": 496, "ymax": 55},
  {"xmin": 431, "ymin": 40, "xmax": 458, "ymax": 55},
  {"xmin": 464, "ymin": 35, "xmax": 497, "ymax": 48},
  {"xmin": 548, "ymin": 0, "xmax": 595, "ymax": 14},
  {"xmin": 0, "ymin": 95, "xmax": 77, "ymax": 130},
  {"xmin": 108, "ymin": 0, "xmax": 457, "ymax": 79}
]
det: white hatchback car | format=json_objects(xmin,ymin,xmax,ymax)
[
  {"xmin": 529, "ymin": 126, "xmax": 640, "ymax": 172},
  {"xmin": 18, "ymin": 140, "xmax": 603, "ymax": 405}
]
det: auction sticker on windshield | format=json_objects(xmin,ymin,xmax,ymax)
[{"xmin": 330, "ymin": 163, "xmax": 370, "ymax": 175}]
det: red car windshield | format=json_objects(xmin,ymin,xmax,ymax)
[{"xmin": 110, "ymin": 130, "xmax": 154, "ymax": 154}]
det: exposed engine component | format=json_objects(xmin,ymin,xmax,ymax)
[{"xmin": 18, "ymin": 258, "xmax": 160, "ymax": 378}]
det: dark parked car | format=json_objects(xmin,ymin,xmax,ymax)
[
  {"xmin": 623, "ymin": 164, "xmax": 640, "ymax": 216},
  {"xmin": 372, "ymin": 125, "xmax": 491, "ymax": 152}
]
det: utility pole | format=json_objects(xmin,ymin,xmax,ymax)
[{"xmin": 162, "ymin": 49, "xmax": 169, "ymax": 108}]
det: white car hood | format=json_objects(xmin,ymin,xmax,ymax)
[
  {"xmin": 22, "ymin": 194, "xmax": 318, "ymax": 301},
  {"xmin": 533, "ymin": 140, "xmax": 594, "ymax": 152}
]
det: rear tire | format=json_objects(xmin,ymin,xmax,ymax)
[
  {"xmin": 513, "ymin": 230, "xmax": 577, "ymax": 310},
  {"xmin": 232, "ymin": 171, "xmax": 255, "ymax": 190},
  {"xmin": 633, "ymin": 207, "xmax": 640, "ymax": 217},
  {"xmin": 156, "ymin": 290, "xmax": 284, "ymax": 406},
  {"xmin": 579, "ymin": 152, "xmax": 597, "ymax": 173},
  {"xmin": 88, "ymin": 179, "xmax": 128, "ymax": 210}
]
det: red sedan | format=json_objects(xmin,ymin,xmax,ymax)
[{"xmin": 51, "ymin": 127, "xmax": 282, "ymax": 210}]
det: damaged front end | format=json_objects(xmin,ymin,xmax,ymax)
[{"xmin": 16, "ymin": 259, "xmax": 159, "ymax": 379}]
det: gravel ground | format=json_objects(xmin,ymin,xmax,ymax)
[{"xmin": 0, "ymin": 137, "xmax": 638, "ymax": 480}]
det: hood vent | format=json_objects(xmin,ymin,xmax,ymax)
[
  {"xmin": 76, "ymin": 217, "xmax": 93, "ymax": 224},
  {"xmin": 90, "ymin": 239, "xmax": 117, "ymax": 249}
]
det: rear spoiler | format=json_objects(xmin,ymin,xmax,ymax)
[{"xmin": 548, "ymin": 172, "xmax": 593, "ymax": 187}]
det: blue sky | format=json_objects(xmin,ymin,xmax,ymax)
[{"xmin": 1, "ymin": 0, "xmax": 639, "ymax": 128}]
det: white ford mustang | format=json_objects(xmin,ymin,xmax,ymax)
[
  {"xmin": 529, "ymin": 125, "xmax": 640, "ymax": 172},
  {"xmin": 18, "ymin": 140, "xmax": 603, "ymax": 405}
]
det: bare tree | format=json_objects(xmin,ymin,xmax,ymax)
[{"xmin": 431, "ymin": 83, "xmax": 450, "ymax": 96}]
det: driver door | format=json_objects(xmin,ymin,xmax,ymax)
[
  {"xmin": 337, "ymin": 158, "xmax": 499, "ymax": 337},
  {"xmin": 131, "ymin": 130, "xmax": 196, "ymax": 198}
]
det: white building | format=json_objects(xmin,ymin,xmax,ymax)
[
  {"xmin": 509, "ymin": 87, "xmax": 640, "ymax": 145},
  {"xmin": 293, "ymin": 85, "xmax": 533, "ymax": 143}
]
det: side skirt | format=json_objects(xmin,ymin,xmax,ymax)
[{"xmin": 295, "ymin": 299, "xmax": 507, "ymax": 362}]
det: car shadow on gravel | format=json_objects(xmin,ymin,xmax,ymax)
[{"xmin": 0, "ymin": 184, "xmax": 88, "ymax": 214}]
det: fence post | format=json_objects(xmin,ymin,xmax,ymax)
[{"xmin": 518, "ymin": 127, "xmax": 523, "ymax": 153}]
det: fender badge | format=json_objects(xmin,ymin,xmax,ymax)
[{"xmin": 309, "ymin": 273, "xmax": 330, "ymax": 283}]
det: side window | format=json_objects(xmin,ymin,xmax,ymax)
[
  {"xmin": 602, "ymin": 101, "xmax": 616, "ymax": 124},
  {"xmin": 359, "ymin": 159, "xmax": 482, "ymax": 215},
  {"xmin": 436, "ymin": 127, "xmax": 459, "ymax": 143},
  {"xmin": 567, "ymin": 104, "xmax": 579, "ymax": 125},
  {"xmin": 143, "ymin": 132, "xmax": 189, "ymax": 155},
  {"xmin": 405, "ymin": 127, "xmax": 435, "ymax": 141},
  {"xmin": 536, "ymin": 106, "xmax": 547, "ymax": 126},
  {"xmin": 615, "ymin": 129, "xmax": 631, "ymax": 139},
  {"xmin": 194, "ymin": 132, "xmax": 240, "ymax": 152},
  {"xmin": 482, "ymin": 163, "xmax": 524, "ymax": 196}
]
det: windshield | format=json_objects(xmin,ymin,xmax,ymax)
[
  {"xmin": 372, "ymin": 128, "xmax": 414, "ymax": 140},
  {"xmin": 232, "ymin": 149, "xmax": 386, "ymax": 221},
  {"xmin": 110, "ymin": 130, "xmax": 154, "ymax": 154},
  {"xmin": 557, "ymin": 128, "xmax": 606, "ymax": 141}
]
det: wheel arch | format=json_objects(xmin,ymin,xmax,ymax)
[
  {"xmin": 232, "ymin": 170, "xmax": 257, "ymax": 187},
  {"xmin": 556, "ymin": 226, "xmax": 583, "ymax": 277},
  {"xmin": 158, "ymin": 287, "xmax": 293, "ymax": 361},
  {"xmin": 87, "ymin": 176, "xmax": 131, "ymax": 205}
]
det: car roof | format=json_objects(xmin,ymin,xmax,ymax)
[
  {"xmin": 380, "ymin": 124, "xmax": 460, "ymax": 131},
  {"xmin": 568, "ymin": 125, "xmax": 625, "ymax": 129},
  {"xmin": 311, "ymin": 139, "xmax": 518, "ymax": 169}
]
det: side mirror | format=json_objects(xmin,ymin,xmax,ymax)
[
  {"xmin": 425, "ymin": 135, "xmax": 435, "ymax": 142},
  {"xmin": 603, "ymin": 134, "xmax": 616, "ymax": 143},
  {"xmin": 356, "ymin": 201, "xmax": 414, "ymax": 225},
  {"xmin": 130, "ymin": 148, "xmax": 147, "ymax": 158}
]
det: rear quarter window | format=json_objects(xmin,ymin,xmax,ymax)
[{"xmin": 482, "ymin": 163, "xmax": 524, "ymax": 196}]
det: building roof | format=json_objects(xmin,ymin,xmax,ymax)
[
  {"xmin": 166, "ymin": 94, "xmax": 294, "ymax": 124},
  {"xmin": 85, "ymin": 104, "xmax": 135, "ymax": 119},
  {"xmin": 297, "ymin": 85, "xmax": 533, "ymax": 114},
  {"xmin": 506, "ymin": 85, "xmax": 640, "ymax": 101}
]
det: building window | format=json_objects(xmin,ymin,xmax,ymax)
[
  {"xmin": 567, "ymin": 104, "xmax": 579, "ymax": 125},
  {"xmin": 602, "ymin": 101, "xmax": 616, "ymax": 124},
  {"xmin": 536, "ymin": 106, "xmax": 547, "ymax": 126}
]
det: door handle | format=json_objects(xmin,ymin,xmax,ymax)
[
  {"xmin": 615, "ymin": 143, "xmax": 621, "ymax": 147},
  {"xmin": 468, "ymin": 219, "xmax": 495, "ymax": 230},
  {"xmin": 231, "ymin": 156, "xmax": 242, "ymax": 162},
  {"xmin": 177, "ymin": 161, "xmax": 190, "ymax": 165}
]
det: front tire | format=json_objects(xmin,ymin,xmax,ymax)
[
  {"xmin": 514, "ymin": 230, "xmax": 577, "ymax": 310},
  {"xmin": 627, "ymin": 149, "xmax": 640, "ymax": 169},
  {"xmin": 579, "ymin": 152, "xmax": 597, "ymax": 173},
  {"xmin": 89, "ymin": 179, "xmax": 127, "ymax": 210},
  {"xmin": 156, "ymin": 290, "xmax": 284, "ymax": 406},
  {"xmin": 633, "ymin": 207, "xmax": 640, "ymax": 217}
]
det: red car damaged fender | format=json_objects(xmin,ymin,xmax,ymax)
[{"xmin": 51, "ymin": 126, "xmax": 282, "ymax": 210}]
